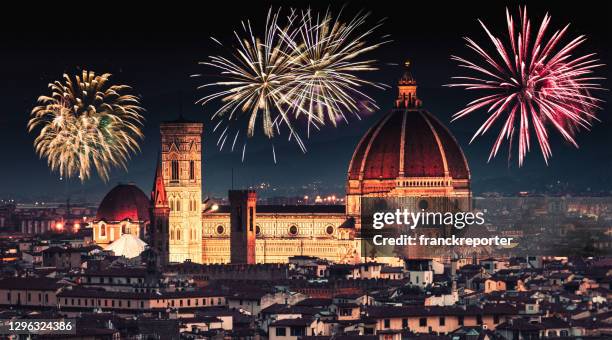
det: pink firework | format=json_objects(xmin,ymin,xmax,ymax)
[{"xmin": 448, "ymin": 7, "xmax": 605, "ymax": 166}]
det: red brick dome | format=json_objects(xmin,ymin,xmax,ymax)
[
  {"xmin": 348, "ymin": 108, "xmax": 470, "ymax": 181},
  {"xmin": 96, "ymin": 184, "xmax": 150, "ymax": 222}
]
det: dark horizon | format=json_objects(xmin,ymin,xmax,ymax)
[{"xmin": 1, "ymin": 1, "xmax": 611, "ymax": 203}]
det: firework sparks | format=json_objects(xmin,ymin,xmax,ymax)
[
  {"xmin": 28, "ymin": 71, "xmax": 144, "ymax": 182},
  {"xmin": 448, "ymin": 7, "xmax": 605, "ymax": 166},
  {"xmin": 279, "ymin": 8, "xmax": 388, "ymax": 134},
  {"xmin": 194, "ymin": 7, "xmax": 386, "ymax": 159},
  {"xmin": 194, "ymin": 9, "xmax": 304, "ymax": 155}
]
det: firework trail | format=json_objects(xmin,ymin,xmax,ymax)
[
  {"xmin": 28, "ymin": 71, "xmax": 144, "ymax": 182},
  {"xmin": 194, "ymin": 7, "xmax": 387, "ymax": 160},
  {"xmin": 448, "ymin": 7, "xmax": 605, "ymax": 166}
]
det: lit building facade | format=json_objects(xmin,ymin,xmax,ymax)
[
  {"xmin": 160, "ymin": 118, "xmax": 204, "ymax": 263},
  {"xmin": 92, "ymin": 64, "xmax": 472, "ymax": 264}
]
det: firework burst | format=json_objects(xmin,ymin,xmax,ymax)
[
  {"xmin": 194, "ymin": 7, "xmax": 386, "ymax": 160},
  {"xmin": 194, "ymin": 9, "xmax": 301, "ymax": 155},
  {"xmin": 28, "ymin": 71, "xmax": 144, "ymax": 182},
  {"xmin": 279, "ymin": 8, "xmax": 388, "ymax": 134},
  {"xmin": 448, "ymin": 7, "xmax": 605, "ymax": 166}
]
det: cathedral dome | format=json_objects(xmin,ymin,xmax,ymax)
[
  {"xmin": 96, "ymin": 183, "xmax": 150, "ymax": 222},
  {"xmin": 348, "ymin": 61, "xmax": 469, "ymax": 184},
  {"xmin": 347, "ymin": 108, "xmax": 470, "ymax": 181}
]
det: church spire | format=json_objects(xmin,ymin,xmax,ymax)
[
  {"xmin": 151, "ymin": 154, "xmax": 168, "ymax": 207},
  {"xmin": 395, "ymin": 60, "xmax": 422, "ymax": 109}
]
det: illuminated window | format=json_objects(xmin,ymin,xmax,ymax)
[
  {"xmin": 100, "ymin": 224, "xmax": 106, "ymax": 237},
  {"xmin": 189, "ymin": 160, "xmax": 195, "ymax": 180},
  {"xmin": 171, "ymin": 160, "xmax": 179, "ymax": 181}
]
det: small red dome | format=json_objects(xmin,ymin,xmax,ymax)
[
  {"xmin": 348, "ymin": 109, "xmax": 470, "ymax": 181},
  {"xmin": 96, "ymin": 184, "xmax": 150, "ymax": 222}
]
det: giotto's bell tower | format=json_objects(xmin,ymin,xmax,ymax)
[{"xmin": 160, "ymin": 117, "xmax": 204, "ymax": 263}]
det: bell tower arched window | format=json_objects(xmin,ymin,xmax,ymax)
[
  {"xmin": 189, "ymin": 160, "xmax": 195, "ymax": 180},
  {"xmin": 171, "ymin": 160, "xmax": 179, "ymax": 182}
]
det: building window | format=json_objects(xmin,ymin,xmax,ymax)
[
  {"xmin": 439, "ymin": 317, "xmax": 445, "ymax": 326},
  {"xmin": 326, "ymin": 226, "xmax": 334, "ymax": 235},
  {"xmin": 216, "ymin": 225, "xmax": 224, "ymax": 235},
  {"xmin": 288, "ymin": 225, "xmax": 298, "ymax": 236},
  {"xmin": 458, "ymin": 316, "xmax": 464, "ymax": 326},
  {"xmin": 384, "ymin": 319, "xmax": 390, "ymax": 328},
  {"xmin": 249, "ymin": 207, "xmax": 254, "ymax": 231},
  {"xmin": 494, "ymin": 315, "xmax": 500, "ymax": 324},
  {"xmin": 256, "ymin": 225, "xmax": 261, "ymax": 235},
  {"xmin": 477, "ymin": 315, "xmax": 483, "ymax": 325},
  {"xmin": 100, "ymin": 224, "xmax": 106, "ymax": 237},
  {"xmin": 419, "ymin": 318, "xmax": 427, "ymax": 327},
  {"xmin": 189, "ymin": 160, "xmax": 195, "ymax": 180},
  {"xmin": 290, "ymin": 327, "xmax": 305, "ymax": 337},
  {"xmin": 275, "ymin": 328, "xmax": 286, "ymax": 336},
  {"xmin": 171, "ymin": 160, "xmax": 179, "ymax": 181},
  {"xmin": 402, "ymin": 318, "xmax": 408, "ymax": 329},
  {"xmin": 418, "ymin": 199, "xmax": 429, "ymax": 210}
]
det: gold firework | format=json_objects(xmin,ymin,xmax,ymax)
[
  {"xmin": 28, "ymin": 70, "xmax": 144, "ymax": 182},
  {"xmin": 281, "ymin": 8, "xmax": 388, "ymax": 132},
  {"xmin": 194, "ymin": 7, "xmax": 387, "ymax": 157},
  {"xmin": 194, "ymin": 9, "xmax": 305, "ymax": 153}
]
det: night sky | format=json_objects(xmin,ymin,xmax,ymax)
[{"xmin": 1, "ymin": 1, "xmax": 611, "ymax": 203}]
